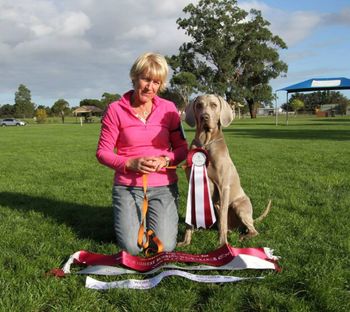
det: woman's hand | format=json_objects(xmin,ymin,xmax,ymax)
[{"xmin": 125, "ymin": 156, "xmax": 168, "ymax": 173}]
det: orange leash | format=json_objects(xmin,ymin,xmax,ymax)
[
  {"xmin": 137, "ymin": 174, "xmax": 164, "ymax": 256},
  {"xmin": 166, "ymin": 165, "xmax": 187, "ymax": 170},
  {"xmin": 136, "ymin": 165, "xmax": 188, "ymax": 256}
]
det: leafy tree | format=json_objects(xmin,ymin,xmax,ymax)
[
  {"xmin": 35, "ymin": 108, "xmax": 48, "ymax": 123},
  {"xmin": 14, "ymin": 84, "xmax": 35, "ymax": 118},
  {"xmin": 290, "ymin": 99, "xmax": 304, "ymax": 115},
  {"xmin": 168, "ymin": 71, "xmax": 198, "ymax": 108},
  {"xmin": 0, "ymin": 104, "xmax": 15, "ymax": 117},
  {"xmin": 80, "ymin": 98, "xmax": 101, "ymax": 108},
  {"xmin": 51, "ymin": 99, "xmax": 70, "ymax": 123},
  {"xmin": 37, "ymin": 105, "xmax": 52, "ymax": 117},
  {"xmin": 338, "ymin": 101, "xmax": 349, "ymax": 115},
  {"xmin": 100, "ymin": 92, "xmax": 121, "ymax": 110},
  {"xmin": 51, "ymin": 99, "xmax": 70, "ymax": 115},
  {"xmin": 168, "ymin": 0, "xmax": 288, "ymax": 118},
  {"xmin": 159, "ymin": 88, "xmax": 186, "ymax": 111}
]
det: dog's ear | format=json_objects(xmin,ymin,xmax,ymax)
[
  {"xmin": 184, "ymin": 98, "xmax": 196, "ymax": 127},
  {"xmin": 217, "ymin": 96, "xmax": 235, "ymax": 127}
]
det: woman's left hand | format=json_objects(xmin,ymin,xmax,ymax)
[{"xmin": 146, "ymin": 156, "xmax": 168, "ymax": 172}]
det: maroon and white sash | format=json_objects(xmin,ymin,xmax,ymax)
[
  {"xmin": 51, "ymin": 244, "xmax": 280, "ymax": 289},
  {"xmin": 185, "ymin": 148, "xmax": 216, "ymax": 228},
  {"xmin": 59, "ymin": 244, "xmax": 280, "ymax": 274}
]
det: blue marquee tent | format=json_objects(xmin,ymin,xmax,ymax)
[
  {"xmin": 276, "ymin": 77, "xmax": 350, "ymax": 125},
  {"xmin": 278, "ymin": 77, "xmax": 350, "ymax": 93}
]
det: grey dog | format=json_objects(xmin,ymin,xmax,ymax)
[{"xmin": 178, "ymin": 94, "xmax": 271, "ymax": 247}]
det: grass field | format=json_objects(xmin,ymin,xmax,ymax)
[{"xmin": 0, "ymin": 116, "xmax": 349, "ymax": 311}]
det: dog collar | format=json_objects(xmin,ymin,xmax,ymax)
[{"xmin": 193, "ymin": 138, "xmax": 224, "ymax": 150}]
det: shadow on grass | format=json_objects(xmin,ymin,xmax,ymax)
[
  {"xmin": 0, "ymin": 191, "xmax": 189, "ymax": 244},
  {"xmin": 0, "ymin": 191, "xmax": 115, "ymax": 243},
  {"xmin": 223, "ymin": 128, "xmax": 350, "ymax": 141},
  {"xmin": 309, "ymin": 118, "xmax": 350, "ymax": 123}
]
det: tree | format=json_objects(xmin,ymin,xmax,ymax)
[
  {"xmin": 159, "ymin": 88, "xmax": 186, "ymax": 111},
  {"xmin": 0, "ymin": 104, "xmax": 15, "ymax": 117},
  {"xmin": 35, "ymin": 108, "xmax": 48, "ymax": 123},
  {"xmin": 51, "ymin": 99, "xmax": 69, "ymax": 115},
  {"xmin": 51, "ymin": 99, "xmax": 70, "ymax": 123},
  {"xmin": 14, "ymin": 84, "xmax": 35, "ymax": 118},
  {"xmin": 290, "ymin": 99, "xmax": 304, "ymax": 115},
  {"xmin": 169, "ymin": 71, "xmax": 198, "ymax": 108},
  {"xmin": 80, "ymin": 98, "xmax": 101, "ymax": 108},
  {"xmin": 168, "ymin": 0, "xmax": 288, "ymax": 118},
  {"xmin": 100, "ymin": 93, "xmax": 121, "ymax": 110},
  {"xmin": 338, "ymin": 100, "xmax": 349, "ymax": 115},
  {"xmin": 37, "ymin": 105, "xmax": 52, "ymax": 117}
]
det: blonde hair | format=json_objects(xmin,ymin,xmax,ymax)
[{"xmin": 130, "ymin": 52, "xmax": 168, "ymax": 92}]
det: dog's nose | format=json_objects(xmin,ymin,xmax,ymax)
[{"xmin": 201, "ymin": 113, "xmax": 210, "ymax": 121}]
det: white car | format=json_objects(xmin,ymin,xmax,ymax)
[{"xmin": 0, "ymin": 118, "xmax": 27, "ymax": 126}]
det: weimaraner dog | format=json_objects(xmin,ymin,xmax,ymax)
[{"xmin": 179, "ymin": 94, "xmax": 271, "ymax": 247}]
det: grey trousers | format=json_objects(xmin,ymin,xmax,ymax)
[{"xmin": 112, "ymin": 183, "xmax": 179, "ymax": 255}]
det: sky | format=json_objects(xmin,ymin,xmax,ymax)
[{"xmin": 0, "ymin": 0, "xmax": 349, "ymax": 108}]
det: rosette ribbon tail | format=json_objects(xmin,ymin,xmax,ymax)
[{"xmin": 185, "ymin": 149, "xmax": 216, "ymax": 229}]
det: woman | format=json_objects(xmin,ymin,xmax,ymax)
[{"xmin": 96, "ymin": 52, "xmax": 188, "ymax": 255}]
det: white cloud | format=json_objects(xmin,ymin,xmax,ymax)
[
  {"xmin": 13, "ymin": 36, "xmax": 92, "ymax": 56},
  {"xmin": 240, "ymin": 1, "xmax": 322, "ymax": 46},
  {"xmin": 31, "ymin": 23, "xmax": 53, "ymax": 37},
  {"xmin": 278, "ymin": 11, "xmax": 321, "ymax": 45},
  {"xmin": 240, "ymin": 1, "xmax": 350, "ymax": 47},
  {"xmin": 57, "ymin": 11, "xmax": 91, "ymax": 37},
  {"xmin": 124, "ymin": 24, "xmax": 157, "ymax": 40},
  {"xmin": 151, "ymin": 0, "xmax": 195, "ymax": 16}
]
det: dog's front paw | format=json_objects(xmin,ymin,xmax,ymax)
[
  {"xmin": 177, "ymin": 229, "xmax": 193, "ymax": 247},
  {"xmin": 219, "ymin": 236, "xmax": 228, "ymax": 247},
  {"xmin": 239, "ymin": 230, "xmax": 258, "ymax": 242},
  {"xmin": 177, "ymin": 240, "xmax": 190, "ymax": 247}
]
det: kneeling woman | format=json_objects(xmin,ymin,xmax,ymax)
[{"xmin": 96, "ymin": 52, "xmax": 188, "ymax": 255}]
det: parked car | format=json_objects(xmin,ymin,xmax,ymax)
[{"xmin": 0, "ymin": 118, "xmax": 27, "ymax": 126}]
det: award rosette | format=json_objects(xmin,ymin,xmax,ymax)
[{"xmin": 185, "ymin": 148, "xmax": 216, "ymax": 229}]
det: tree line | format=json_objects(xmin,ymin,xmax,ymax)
[
  {"xmin": 0, "ymin": 84, "xmax": 121, "ymax": 120},
  {"xmin": 283, "ymin": 91, "xmax": 349, "ymax": 115}
]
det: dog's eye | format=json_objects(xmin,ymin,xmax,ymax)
[
  {"xmin": 210, "ymin": 102, "xmax": 218, "ymax": 109},
  {"xmin": 196, "ymin": 102, "xmax": 203, "ymax": 109}
]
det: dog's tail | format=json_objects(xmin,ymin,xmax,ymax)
[{"xmin": 254, "ymin": 199, "xmax": 272, "ymax": 223}]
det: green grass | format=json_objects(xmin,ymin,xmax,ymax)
[{"xmin": 0, "ymin": 116, "xmax": 349, "ymax": 311}]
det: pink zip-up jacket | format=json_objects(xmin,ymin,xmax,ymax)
[{"xmin": 96, "ymin": 90, "xmax": 188, "ymax": 187}]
